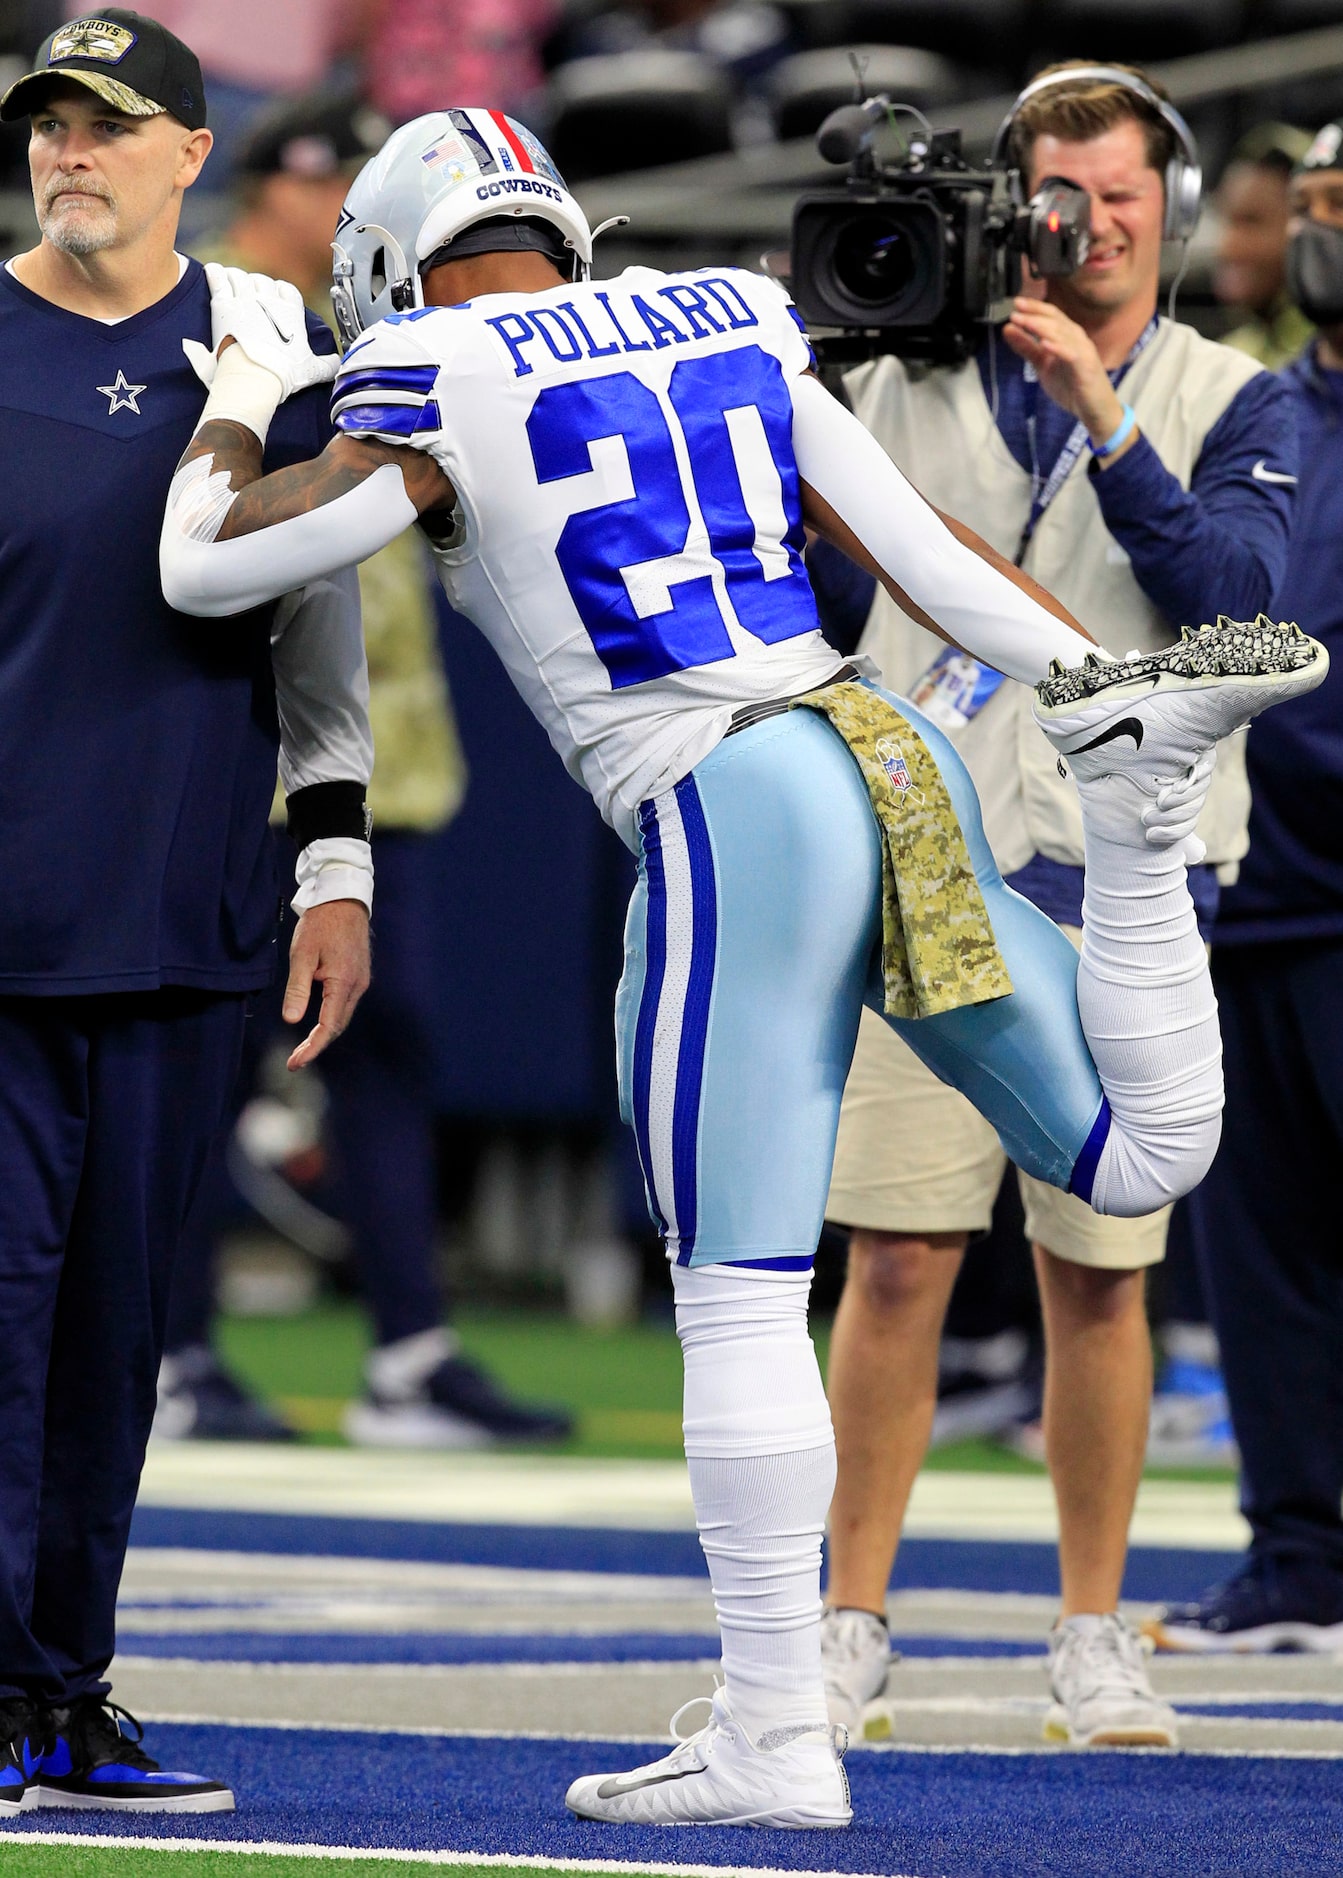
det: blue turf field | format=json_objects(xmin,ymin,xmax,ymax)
[
  {"xmin": 1, "ymin": 1484, "xmax": 1329, "ymax": 1877},
  {"xmin": 5, "ymin": 1722, "xmax": 1343, "ymax": 1877}
]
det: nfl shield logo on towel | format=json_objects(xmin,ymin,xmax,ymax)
[{"xmin": 875, "ymin": 736, "xmax": 913, "ymax": 792}]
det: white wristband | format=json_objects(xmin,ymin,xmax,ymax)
[
  {"xmin": 194, "ymin": 343, "xmax": 284, "ymax": 445},
  {"xmin": 292, "ymin": 836, "xmax": 374, "ymax": 915}
]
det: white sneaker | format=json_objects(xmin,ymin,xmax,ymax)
[
  {"xmin": 1034, "ymin": 616, "xmax": 1328, "ymax": 849},
  {"xmin": 564, "ymin": 1688, "xmax": 852, "ymax": 1828},
  {"xmin": 1045, "ymin": 1613, "xmax": 1179, "ymax": 1748},
  {"xmin": 821, "ymin": 1606, "xmax": 896, "ymax": 1741}
]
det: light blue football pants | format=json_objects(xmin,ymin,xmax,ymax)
[{"xmin": 616, "ymin": 692, "xmax": 1109, "ymax": 1269}]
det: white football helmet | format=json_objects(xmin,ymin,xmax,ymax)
[{"xmin": 330, "ymin": 107, "xmax": 594, "ymax": 347}]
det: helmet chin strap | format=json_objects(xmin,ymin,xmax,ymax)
[
  {"xmin": 357, "ymin": 220, "xmax": 421, "ymax": 313},
  {"xmin": 582, "ymin": 214, "xmax": 631, "ymax": 279}
]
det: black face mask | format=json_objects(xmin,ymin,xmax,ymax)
[{"xmin": 1287, "ymin": 218, "xmax": 1343, "ymax": 325}]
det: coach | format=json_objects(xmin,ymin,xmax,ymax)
[
  {"xmin": 818, "ymin": 62, "xmax": 1298, "ymax": 1746},
  {"xmin": 0, "ymin": 11, "xmax": 370, "ymax": 1811},
  {"xmin": 1150, "ymin": 121, "xmax": 1343, "ymax": 1655}
]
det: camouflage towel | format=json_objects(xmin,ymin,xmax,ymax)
[{"xmin": 790, "ymin": 682, "xmax": 1014, "ymax": 1019}]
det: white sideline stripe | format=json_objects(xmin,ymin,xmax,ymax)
[
  {"xmin": 109, "ymin": 1712, "xmax": 1343, "ymax": 1759},
  {"xmin": 134, "ymin": 1450, "xmax": 1249, "ymax": 1548},
  {"xmin": 0, "ymin": 1834, "xmax": 925, "ymax": 1878},
  {"xmin": 113, "ymin": 1657, "xmax": 721, "ymax": 1679}
]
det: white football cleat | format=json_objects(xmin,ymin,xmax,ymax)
[
  {"xmin": 821, "ymin": 1606, "xmax": 897, "ymax": 1741},
  {"xmin": 1045, "ymin": 1613, "xmax": 1179, "ymax": 1749},
  {"xmin": 564, "ymin": 1687, "xmax": 852, "ymax": 1828},
  {"xmin": 1034, "ymin": 615, "xmax": 1326, "ymax": 844}
]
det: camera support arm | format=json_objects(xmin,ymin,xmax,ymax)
[{"xmin": 792, "ymin": 373, "xmax": 1099, "ymax": 679}]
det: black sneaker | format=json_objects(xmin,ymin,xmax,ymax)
[
  {"xmin": 153, "ymin": 1345, "xmax": 297, "ymax": 1442},
  {"xmin": 0, "ymin": 1699, "xmax": 37, "ymax": 1815},
  {"xmin": 1143, "ymin": 1552, "xmax": 1343, "ymax": 1654},
  {"xmin": 34, "ymin": 1696, "xmax": 235, "ymax": 1811},
  {"xmin": 345, "ymin": 1350, "xmax": 574, "ymax": 1448}
]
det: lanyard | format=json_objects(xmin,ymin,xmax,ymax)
[{"xmin": 1014, "ymin": 314, "xmax": 1160, "ymax": 565}]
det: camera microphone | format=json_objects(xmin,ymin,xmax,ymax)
[{"xmin": 816, "ymin": 99, "xmax": 888, "ymax": 166}]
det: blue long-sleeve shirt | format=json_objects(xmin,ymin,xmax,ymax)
[
  {"xmin": 805, "ymin": 325, "xmax": 1298, "ymax": 933},
  {"xmin": 980, "ymin": 328, "xmax": 1297, "ymax": 626},
  {"xmin": 1216, "ymin": 345, "xmax": 1343, "ymax": 948},
  {"xmin": 808, "ymin": 325, "xmax": 1297, "ymax": 651}
]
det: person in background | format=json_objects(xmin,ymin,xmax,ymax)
[
  {"xmin": 364, "ymin": 0, "xmax": 558, "ymax": 127},
  {"xmin": 0, "ymin": 10, "xmax": 370, "ymax": 1811},
  {"xmin": 156, "ymin": 90, "xmax": 573, "ymax": 1449},
  {"xmin": 1215, "ymin": 122, "xmax": 1315, "ymax": 371},
  {"xmin": 1147, "ymin": 120, "xmax": 1343, "ymax": 1656},
  {"xmin": 815, "ymin": 62, "xmax": 1298, "ymax": 1750},
  {"xmin": 144, "ymin": 0, "xmax": 375, "ymax": 188},
  {"xmin": 1145, "ymin": 122, "xmax": 1315, "ymax": 1471}
]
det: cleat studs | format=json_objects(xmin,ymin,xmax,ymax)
[
  {"xmin": 1084, "ymin": 652, "xmax": 1102, "ymax": 669},
  {"xmin": 1049, "ymin": 658, "xmax": 1065, "ymax": 676}
]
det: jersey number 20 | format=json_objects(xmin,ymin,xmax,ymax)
[{"xmin": 526, "ymin": 346, "xmax": 818, "ymax": 689}]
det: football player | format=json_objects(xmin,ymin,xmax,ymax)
[{"xmin": 159, "ymin": 109, "xmax": 1325, "ymax": 1827}]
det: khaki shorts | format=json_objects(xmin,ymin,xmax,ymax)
[{"xmin": 826, "ymin": 927, "xmax": 1169, "ymax": 1271}]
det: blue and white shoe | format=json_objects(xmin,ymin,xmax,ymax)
[
  {"xmin": 0, "ymin": 1699, "xmax": 38, "ymax": 1815},
  {"xmin": 1143, "ymin": 1553, "xmax": 1343, "ymax": 1654},
  {"xmin": 34, "ymin": 1697, "xmax": 234, "ymax": 1811}
]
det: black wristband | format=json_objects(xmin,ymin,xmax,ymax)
[{"xmin": 286, "ymin": 780, "xmax": 371, "ymax": 849}]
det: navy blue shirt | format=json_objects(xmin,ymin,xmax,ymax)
[
  {"xmin": 977, "ymin": 326, "xmax": 1297, "ymax": 622},
  {"xmin": 808, "ymin": 325, "xmax": 1298, "ymax": 933},
  {"xmin": 1216, "ymin": 345, "xmax": 1343, "ymax": 948},
  {"xmin": 0, "ymin": 259, "xmax": 335, "ymax": 995}
]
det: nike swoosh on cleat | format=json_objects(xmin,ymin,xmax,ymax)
[
  {"xmin": 596, "ymin": 1769, "xmax": 699, "ymax": 1799},
  {"xmin": 1251, "ymin": 460, "xmax": 1297, "ymax": 485},
  {"xmin": 1067, "ymin": 716, "xmax": 1145, "ymax": 753}
]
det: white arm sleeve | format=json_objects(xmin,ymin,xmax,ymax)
[
  {"xmin": 270, "ymin": 566, "xmax": 372, "ymax": 799},
  {"xmin": 790, "ymin": 372, "xmax": 1094, "ymax": 684},
  {"xmin": 160, "ymin": 458, "xmax": 418, "ymax": 618},
  {"xmin": 271, "ymin": 566, "xmax": 375, "ymax": 914}
]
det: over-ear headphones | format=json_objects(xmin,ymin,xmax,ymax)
[{"xmin": 989, "ymin": 66, "xmax": 1202, "ymax": 243}]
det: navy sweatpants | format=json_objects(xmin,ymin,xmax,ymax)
[
  {"xmin": 0, "ymin": 989, "xmax": 246, "ymax": 1702},
  {"xmin": 1192, "ymin": 938, "xmax": 1343, "ymax": 1573},
  {"xmin": 167, "ymin": 831, "xmax": 443, "ymax": 1353}
]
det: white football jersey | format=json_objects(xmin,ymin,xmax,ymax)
[{"xmin": 332, "ymin": 265, "xmax": 844, "ymax": 837}]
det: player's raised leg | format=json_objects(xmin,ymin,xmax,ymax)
[
  {"xmin": 877, "ymin": 618, "xmax": 1328, "ymax": 1221},
  {"xmin": 1033, "ymin": 616, "xmax": 1327, "ymax": 1214},
  {"xmin": 566, "ymin": 709, "xmax": 881, "ymax": 1827}
]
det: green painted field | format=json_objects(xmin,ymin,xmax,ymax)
[
  {"xmin": 214, "ymin": 1301, "xmax": 1230, "ymax": 1480},
  {"xmin": 0, "ymin": 1847, "xmax": 688, "ymax": 1878}
]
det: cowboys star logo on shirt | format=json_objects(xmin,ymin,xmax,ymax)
[
  {"xmin": 49, "ymin": 18, "xmax": 137, "ymax": 65},
  {"xmin": 97, "ymin": 370, "xmax": 146, "ymax": 416}
]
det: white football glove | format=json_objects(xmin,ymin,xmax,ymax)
[{"xmin": 185, "ymin": 263, "xmax": 339, "ymax": 400}]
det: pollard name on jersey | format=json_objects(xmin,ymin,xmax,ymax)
[{"xmin": 331, "ymin": 266, "xmax": 842, "ymax": 838}]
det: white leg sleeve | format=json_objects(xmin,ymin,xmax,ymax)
[
  {"xmin": 673, "ymin": 1262, "xmax": 835, "ymax": 1739},
  {"xmin": 1074, "ymin": 779, "xmax": 1223, "ymax": 1217}
]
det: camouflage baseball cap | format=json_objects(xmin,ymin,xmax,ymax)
[{"xmin": 0, "ymin": 10, "xmax": 206, "ymax": 131}]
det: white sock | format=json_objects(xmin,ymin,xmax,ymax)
[
  {"xmin": 673, "ymin": 1262, "xmax": 835, "ymax": 1741},
  {"xmin": 1075, "ymin": 777, "xmax": 1223, "ymax": 1217}
]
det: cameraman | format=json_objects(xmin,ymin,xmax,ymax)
[{"xmin": 819, "ymin": 62, "xmax": 1298, "ymax": 1747}]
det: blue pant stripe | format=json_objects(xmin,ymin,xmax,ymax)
[
  {"xmin": 632, "ymin": 799, "xmax": 668, "ymax": 1236},
  {"xmin": 671, "ymin": 775, "xmax": 717, "ymax": 1266},
  {"xmin": 1068, "ymin": 1094, "xmax": 1112, "ymax": 1204}
]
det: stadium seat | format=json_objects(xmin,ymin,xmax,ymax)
[
  {"xmin": 1258, "ymin": 0, "xmax": 1343, "ymax": 25},
  {"xmin": 842, "ymin": 0, "xmax": 1028, "ymax": 67},
  {"xmin": 769, "ymin": 0, "xmax": 863, "ymax": 52},
  {"xmin": 1033, "ymin": 0, "xmax": 1246, "ymax": 63},
  {"xmin": 544, "ymin": 51, "xmax": 735, "ymax": 181},
  {"xmin": 767, "ymin": 44, "xmax": 965, "ymax": 143}
]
